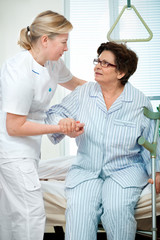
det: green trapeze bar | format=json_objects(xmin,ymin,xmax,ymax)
[{"xmin": 107, "ymin": 4, "xmax": 153, "ymax": 42}]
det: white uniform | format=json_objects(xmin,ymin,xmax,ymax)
[{"xmin": 0, "ymin": 50, "xmax": 72, "ymax": 240}]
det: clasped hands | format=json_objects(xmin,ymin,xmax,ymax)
[{"xmin": 59, "ymin": 118, "xmax": 85, "ymax": 138}]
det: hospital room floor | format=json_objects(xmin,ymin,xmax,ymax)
[
  {"xmin": 43, "ymin": 227, "xmax": 155, "ymax": 240},
  {"xmin": 43, "ymin": 234, "xmax": 155, "ymax": 240}
]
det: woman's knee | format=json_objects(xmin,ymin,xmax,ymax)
[{"xmin": 101, "ymin": 203, "xmax": 137, "ymax": 232}]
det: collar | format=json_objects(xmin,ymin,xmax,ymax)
[{"xmin": 89, "ymin": 82, "xmax": 133, "ymax": 102}]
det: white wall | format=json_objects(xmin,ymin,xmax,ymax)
[
  {"xmin": 0, "ymin": 0, "xmax": 67, "ymax": 160},
  {"xmin": 0, "ymin": 0, "xmax": 65, "ymax": 66}
]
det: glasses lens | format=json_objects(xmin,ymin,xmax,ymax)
[{"xmin": 101, "ymin": 60, "xmax": 108, "ymax": 67}]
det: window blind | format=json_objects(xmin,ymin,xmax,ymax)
[
  {"xmin": 68, "ymin": 0, "xmax": 110, "ymax": 81},
  {"xmin": 115, "ymin": 0, "xmax": 160, "ymax": 97}
]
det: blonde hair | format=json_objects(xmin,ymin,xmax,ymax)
[{"xmin": 18, "ymin": 10, "xmax": 73, "ymax": 50}]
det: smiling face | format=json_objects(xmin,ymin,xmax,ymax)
[
  {"xmin": 29, "ymin": 33, "xmax": 69, "ymax": 66},
  {"xmin": 94, "ymin": 50, "xmax": 124, "ymax": 88},
  {"xmin": 46, "ymin": 33, "xmax": 69, "ymax": 61}
]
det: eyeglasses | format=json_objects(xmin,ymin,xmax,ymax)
[{"xmin": 93, "ymin": 58, "xmax": 117, "ymax": 68}]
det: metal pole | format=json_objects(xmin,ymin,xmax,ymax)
[
  {"xmin": 151, "ymin": 118, "xmax": 159, "ymax": 240},
  {"xmin": 127, "ymin": 0, "xmax": 131, "ymax": 8},
  {"xmin": 151, "ymin": 156, "xmax": 157, "ymax": 240}
]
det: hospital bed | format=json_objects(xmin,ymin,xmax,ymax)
[{"xmin": 38, "ymin": 155, "xmax": 160, "ymax": 239}]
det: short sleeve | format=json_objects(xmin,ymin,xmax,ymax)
[
  {"xmin": 56, "ymin": 58, "xmax": 73, "ymax": 84},
  {"xmin": 1, "ymin": 61, "xmax": 34, "ymax": 115}
]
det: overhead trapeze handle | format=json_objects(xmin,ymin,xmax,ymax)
[{"xmin": 107, "ymin": 3, "xmax": 153, "ymax": 42}]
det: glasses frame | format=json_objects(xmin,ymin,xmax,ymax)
[{"xmin": 93, "ymin": 58, "xmax": 117, "ymax": 68}]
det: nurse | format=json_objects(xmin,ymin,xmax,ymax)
[{"xmin": 0, "ymin": 10, "xmax": 85, "ymax": 240}]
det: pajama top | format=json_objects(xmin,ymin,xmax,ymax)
[{"xmin": 46, "ymin": 81, "xmax": 160, "ymax": 189}]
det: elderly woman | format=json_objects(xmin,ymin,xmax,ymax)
[{"xmin": 46, "ymin": 42, "xmax": 160, "ymax": 240}]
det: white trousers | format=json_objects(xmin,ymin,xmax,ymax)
[
  {"xmin": 65, "ymin": 177, "xmax": 142, "ymax": 240},
  {"xmin": 0, "ymin": 159, "xmax": 46, "ymax": 240}
]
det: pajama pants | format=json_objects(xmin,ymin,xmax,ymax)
[
  {"xmin": 65, "ymin": 177, "xmax": 142, "ymax": 240},
  {"xmin": 0, "ymin": 159, "xmax": 46, "ymax": 240}
]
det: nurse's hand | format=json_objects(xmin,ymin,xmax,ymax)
[{"xmin": 148, "ymin": 172, "xmax": 160, "ymax": 194}]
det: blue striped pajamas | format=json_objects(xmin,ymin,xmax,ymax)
[
  {"xmin": 65, "ymin": 178, "xmax": 141, "ymax": 240},
  {"xmin": 46, "ymin": 81, "xmax": 160, "ymax": 240},
  {"xmin": 65, "ymin": 179, "xmax": 103, "ymax": 240}
]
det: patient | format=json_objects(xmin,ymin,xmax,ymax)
[{"xmin": 46, "ymin": 42, "xmax": 160, "ymax": 240}]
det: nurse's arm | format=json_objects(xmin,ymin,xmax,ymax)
[
  {"xmin": 59, "ymin": 76, "xmax": 86, "ymax": 91},
  {"xmin": 6, "ymin": 113, "xmax": 83, "ymax": 137}
]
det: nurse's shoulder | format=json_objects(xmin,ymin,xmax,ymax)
[
  {"xmin": 2, "ymin": 50, "xmax": 32, "ymax": 72},
  {"xmin": 1, "ymin": 50, "xmax": 34, "ymax": 83}
]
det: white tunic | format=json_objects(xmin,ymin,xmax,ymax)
[{"xmin": 0, "ymin": 50, "xmax": 72, "ymax": 162}]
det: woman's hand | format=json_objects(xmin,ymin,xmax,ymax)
[
  {"xmin": 66, "ymin": 121, "xmax": 85, "ymax": 138},
  {"xmin": 148, "ymin": 172, "xmax": 160, "ymax": 194},
  {"xmin": 59, "ymin": 118, "xmax": 77, "ymax": 133},
  {"xmin": 58, "ymin": 118, "xmax": 85, "ymax": 137}
]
